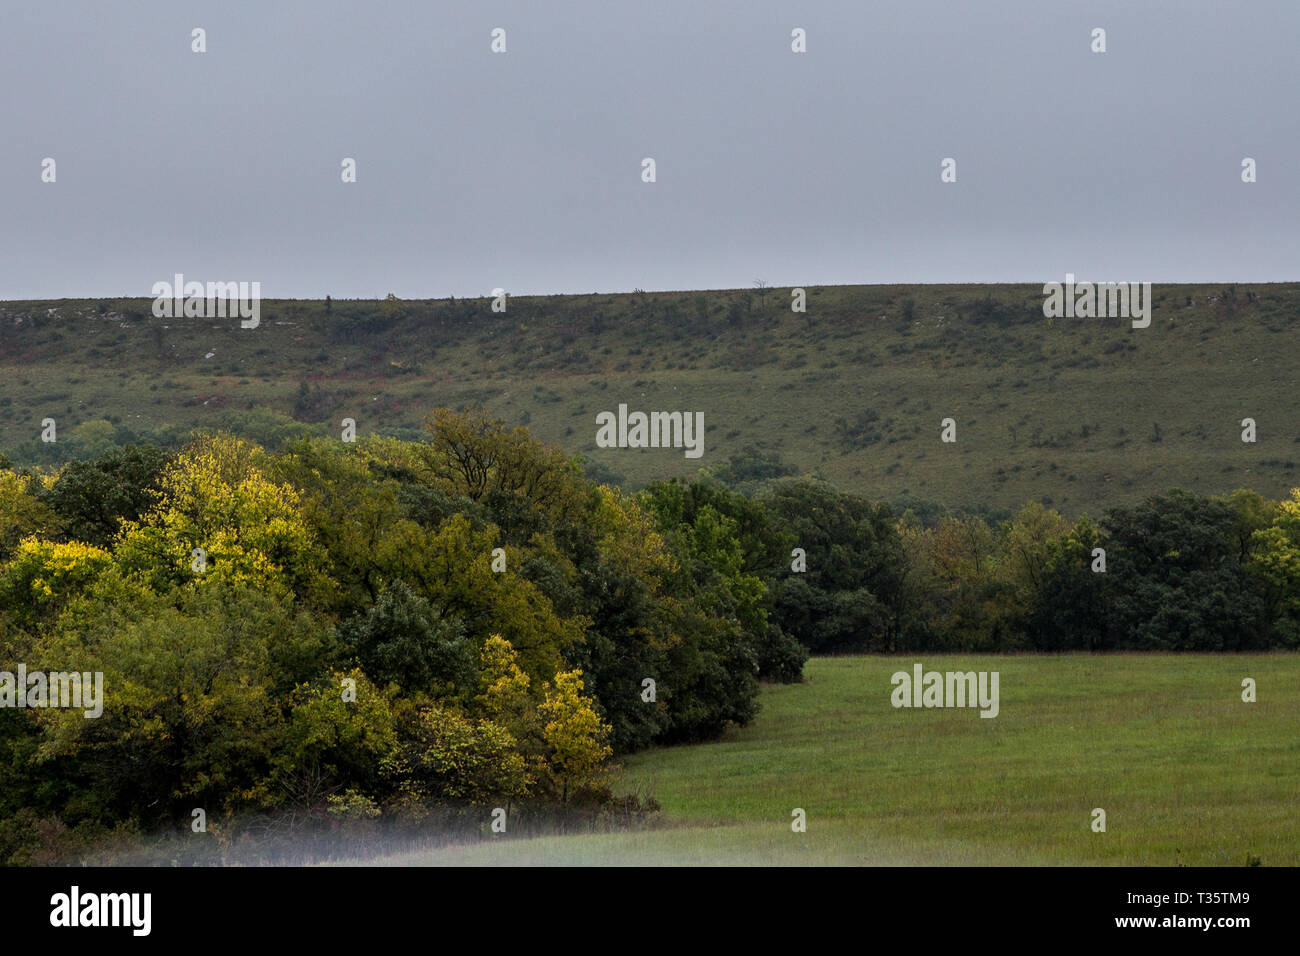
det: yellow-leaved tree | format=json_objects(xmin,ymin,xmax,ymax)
[
  {"xmin": 1250, "ymin": 487, "xmax": 1300, "ymax": 643},
  {"xmin": 0, "ymin": 537, "xmax": 115, "ymax": 629},
  {"xmin": 114, "ymin": 433, "xmax": 332, "ymax": 603},
  {"xmin": 0, "ymin": 469, "xmax": 55, "ymax": 563},
  {"xmin": 538, "ymin": 669, "xmax": 612, "ymax": 803},
  {"xmin": 476, "ymin": 634, "xmax": 533, "ymax": 732}
]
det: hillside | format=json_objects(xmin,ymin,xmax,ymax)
[{"xmin": 2, "ymin": 282, "xmax": 1298, "ymax": 515}]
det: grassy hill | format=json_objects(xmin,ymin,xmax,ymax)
[
  {"xmin": 3, "ymin": 282, "xmax": 1299, "ymax": 515},
  {"xmin": 366, "ymin": 654, "xmax": 1300, "ymax": 866}
]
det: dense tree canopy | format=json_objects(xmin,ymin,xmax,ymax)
[
  {"xmin": 0, "ymin": 411, "xmax": 779, "ymax": 859},
  {"xmin": 2, "ymin": 408, "xmax": 1297, "ymax": 862}
]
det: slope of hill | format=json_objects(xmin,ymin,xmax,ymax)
[{"xmin": 2, "ymin": 282, "xmax": 1297, "ymax": 515}]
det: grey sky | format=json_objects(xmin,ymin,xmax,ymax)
[{"xmin": 3, "ymin": 0, "xmax": 1296, "ymax": 300}]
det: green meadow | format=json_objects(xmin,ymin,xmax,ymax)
[{"xmin": 372, "ymin": 654, "xmax": 1300, "ymax": 866}]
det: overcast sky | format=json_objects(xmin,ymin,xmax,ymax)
[{"xmin": 2, "ymin": 0, "xmax": 1296, "ymax": 300}]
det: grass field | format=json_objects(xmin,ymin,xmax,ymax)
[
  {"xmin": 367, "ymin": 654, "xmax": 1300, "ymax": 865},
  {"xmin": 4, "ymin": 283, "xmax": 1300, "ymax": 516}
]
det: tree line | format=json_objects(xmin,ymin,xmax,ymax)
[{"xmin": 1, "ymin": 408, "xmax": 1297, "ymax": 861}]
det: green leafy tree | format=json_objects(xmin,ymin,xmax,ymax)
[
  {"xmin": 1104, "ymin": 490, "xmax": 1266, "ymax": 650},
  {"xmin": 764, "ymin": 482, "xmax": 907, "ymax": 652},
  {"xmin": 1025, "ymin": 514, "xmax": 1111, "ymax": 650},
  {"xmin": 268, "ymin": 668, "xmax": 398, "ymax": 809},
  {"xmin": 386, "ymin": 701, "xmax": 530, "ymax": 805},
  {"xmin": 39, "ymin": 445, "xmax": 171, "ymax": 549},
  {"xmin": 29, "ymin": 579, "xmax": 325, "ymax": 826},
  {"xmin": 337, "ymin": 581, "xmax": 475, "ymax": 698}
]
